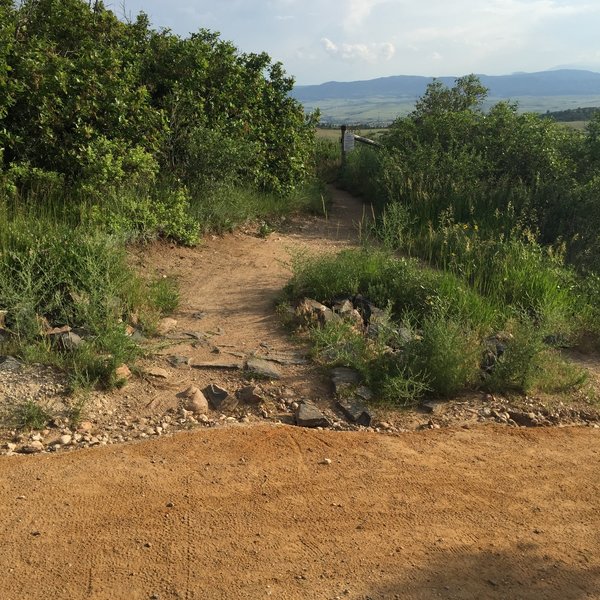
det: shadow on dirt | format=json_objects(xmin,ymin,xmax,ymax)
[{"xmin": 366, "ymin": 545, "xmax": 599, "ymax": 600}]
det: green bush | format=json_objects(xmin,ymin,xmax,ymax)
[{"xmin": 409, "ymin": 310, "xmax": 481, "ymax": 397}]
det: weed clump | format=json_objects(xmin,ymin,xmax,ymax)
[{"xmin": 0, "ymin": 217, "xmax": 178, "ymax": 390}]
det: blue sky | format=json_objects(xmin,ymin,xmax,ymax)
[{"xmin": 117, "ymin": 0, "xmax": 600, "ymax": 85}]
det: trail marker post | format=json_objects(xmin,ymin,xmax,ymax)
[{"xmin": 341, "ymin": 124, "xmax": 382, "ymax": 166}]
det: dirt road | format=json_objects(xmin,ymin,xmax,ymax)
[
  {"xmin": 2, "ymin": 424, "xmax": 600, "ymax": 599},
  {"xmin": 2, "ymin": 188, "xmax": 600, "ymax": 599}
]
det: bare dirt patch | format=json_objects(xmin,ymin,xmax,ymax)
[{"xmin": 2, "ymin": 424, "xmax": 600, "ymax": 599}]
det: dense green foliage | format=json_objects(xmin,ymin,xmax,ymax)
[
  {"xmin": 286, "ymin": 249, "xmax": 585, "ymax": 403},
  {"xmin": 342, "ymin": 75, "xmax": 600, "ymax": 275},
  {"xmin": 544, "ymin": 106, "xmax": 599, "ymax": 122},
  {"xmin": 283, "ymin": 76, "xmax": 600, "ymax": 404},
  {"xmin": 0, "ymin": 0, "xmax": 321, "ymax": 397},
  {"xmin": 0, "ymin": 212, "xmax": 178, "ymax": 390},
  {"xmin": 1, "ymin": 0, "xmax": 316, "ymax": 200}
]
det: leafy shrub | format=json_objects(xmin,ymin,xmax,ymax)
[{"xmin": 88, "ymin": 185, "xmax": 198, "ymax": 245}]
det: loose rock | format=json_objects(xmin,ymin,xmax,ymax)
[
  {"xmin": 422, "ymin": 401, "xmax": 444, "ymax": 415},
  {"xmin": 246, "ymin": 357, "xmax": 282, "ymax": 380},
  {"xmin": 0, "ymin": 356, "xmax": 23, "ymax": 373},
  {"xmin": 337, "ymin": 398, "xmax": 372, "ymax": 427},
  {"xmin": 203, "ymin": 384, "xmax": 238, "ymax": 412},
  {"xmin": 57, "ymin": 331, "xmax": 83, "ymax": 351},
  {"xmin": 157, "ymin": 318, "xmax": 178, "ymax": 335},
  {"xmin": 20, "ymin": 440, "xmax": 44, "ymax": 454},
  {"xmin": 238, "ymin": 385, "xmax": 264, "ymax": 404},
  {"xmin": 167, "ymin": 355, "xmax": 190, "ymax": 368},
  {"xmin": 331, "ymin": 367, "xmax": 361, "ymax": 394},
  {"xmin": 295, "ymin": 402, "xmax": 330, "ymax": 428},
  {"xmin": 295, "ymin": 298, "xmax": 339, "ymax": 328},
  {"xmin": 178, "ymin": 386, "xmax": 209, "ymax": 415},
  {"xmin": 115, "ymin": 364, "xmax": 132, "ymax": 381},
  {"xmin": 145, "ymin": 367, "xmax": 170, "ymax": 379}
]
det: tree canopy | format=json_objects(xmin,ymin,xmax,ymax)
[{"xmin": 0, "ymin": 0, "xmax": 317, "ymax": 196}]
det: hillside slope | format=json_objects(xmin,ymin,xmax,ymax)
[{"xmin": 293, "ymin": 69, "xmax": 600, "ymax": 102}]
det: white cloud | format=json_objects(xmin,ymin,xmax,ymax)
[
  {"xmin": 343, "ymin": 0, "xmax": 393, "ymax": 31},
  {"xmin": 117, "ymin": 0, "xmax": 600, "ymax": 83},
  {"xmin": 482, "ymin": 0, "xmax": 599, "ymax": 19},
  {"xmin": 321, "ymin": 37, "xmax": 396, "ymax": 62}
]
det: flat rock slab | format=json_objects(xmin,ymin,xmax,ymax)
[
  {"xmin": 0, "ymin": 356, "xmax": 23, "ymax": 373},
  {"xmin": 183, "ymin": 331, "xmax": 210, "ymax": 341},
  {"xmin": 421, "ymin": 401, "xmax": 444, "ymax": 415},
  {"xmin": 337, "ymin": 398, "xmax": 372, "ymax": 427},
  {"xmin": 167, "ymin": 355, "xmax": 190, "ymax": 367},
  {"xmin": 203, "ymin": 384, "xmax": 238, "ymax": 412},
  {"xmin": 263, "ymin": 352, "xmax": 308, "ymax": 366},
  {"xmin": 356, "ymin": 386, "xmax": 373, "ymax": 402},
  {"xmin": 331, "ymin": 367, "xmax": 361, "ymax": 394},
  {"xmin": 295, "ymin": 402, "xmax": 330, "ymax": 428},
  {"xmin": 246, "ymin": 357, "xmax": 282, "ymax": 380},
  {"xmin": 145, "ymin": 367, "xmax": 170, "ymax": 379},
  {"xmin": 190, "ymin": 359, "xmax": 244, "ymax": 370}
]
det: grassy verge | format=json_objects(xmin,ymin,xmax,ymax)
[
  {"xmin": 188, "ymin": 179, "xmax": 329, "ymax": 234},
  {"xmin": 285, "ymin": 248, "xmax": 588, "ymax": 405},
  {"xmin": 0, "ymin": 213, "xmax": 178, "ymax": 391}
]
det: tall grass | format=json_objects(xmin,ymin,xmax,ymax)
[
  {"xmin": 337, "ymin": 140, "xmax": 597, "ymax": 345},
  {"xmin": 0, "ymin": 159, "xmax": 329, "ymax": 396},
  {"xmin": 188, "ymin": 180, "xmax": 329, "ymax": 234},
  {"xmin": 286, "ymin": 247, "xmax": 587, "ymax": 404},
  {"xmin": 378, "ymin": 202, "xmax": 576, "ymax": 337},
  {"xmin": 0, "ymin": 191, "xmax": 179, "ymax": 390}
]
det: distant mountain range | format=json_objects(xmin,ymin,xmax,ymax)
[{"xmin": 292, "ymin": 69, "xmax": 600, "ymax": 102}]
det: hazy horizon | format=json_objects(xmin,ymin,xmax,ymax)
[{"xmin": 118, "ymin": 0, "xmax": 600, "ymax": 85}]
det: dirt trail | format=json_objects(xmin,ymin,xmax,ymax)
[
  {"xmin": 94, "ymin": 187, "xmax": 372, "ymax": 427},
  {"xmin": 2, "ymin": 188, "xmax": 600, "ymax": 599}
]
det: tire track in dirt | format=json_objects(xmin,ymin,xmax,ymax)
[{"xmin": 2, "ymin": 425, "xmax": 600, "ymax": 599}]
